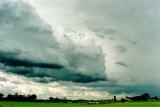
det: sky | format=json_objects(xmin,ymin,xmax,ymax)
[{"xmin": 0, "ymin": 0, "xmax": 160, "ymax": 99}]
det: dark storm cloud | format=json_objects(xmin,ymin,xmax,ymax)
[
  {"xmin": 1, "ymin": 0, "xmax": 160, "ymax": 99},
  {"xmin": 33, "ymin": 71, "xmax": 106, "ymax": 83},
  {"xmin": 0, "ymin": 50, "xmax": 63, "ymax": 69},
  {"xmin": 83, "ymin": 81, "xmax": 160, "ymax": 96},
  {"xmin": 4, "ymin": 67, "xmax": 106, "ymax": 83},
  {"xmin": 0, "ymin": 49, "xmax": 106, "ymax": 83},
  {"xmin": 0, "ymin": 0, "xmax": 107, "ymax": 84},
  {"xmin": 115, "ymin": 61, "xmax": 128, "ymax": 67}
]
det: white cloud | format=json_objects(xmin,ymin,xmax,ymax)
[{"xmin": 0, "ymin": 70, "xmax": 119, "ymax": 100}]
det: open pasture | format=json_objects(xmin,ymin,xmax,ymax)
[{"xmin": 1, "ymin": 101, "xmax": 160, "ymax": 107}]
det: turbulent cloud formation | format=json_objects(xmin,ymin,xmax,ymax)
[
  {"xmin": 0, "ymin": 70, "xmax": 128, "ymax": 100},
  {"xmin": 0, "ymin": 0, "xmax": 160, "ymax": 99},
  {"xmin": 28, "ymin": 0, "xmax": 160, "ymax": 96},
  {"xmin": 0, "ymin": 0, "xmax": 107, "ymax": 83},
  {"xmin": 0, "ymin": 50, "xmax": 63, "ymax": 69}
]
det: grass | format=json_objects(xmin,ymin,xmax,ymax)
[{"xmin": 1, "ymin": 101, "xmax": 160, "ymax": 107}]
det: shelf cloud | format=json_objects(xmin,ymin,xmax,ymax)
[
  {"xmin": 0, "ymin": 0, "xmax": 160, "ymax": 99},
  {"xmin": 0, "ymin": 0, "xmax": 107, "ymax": 84}
]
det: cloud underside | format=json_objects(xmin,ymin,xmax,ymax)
[
  {"xmin": 0, "ymin": 0, "xmax": 107, "ymax": 83},
  {"xmin": 0, "ymin": 51, "xmax": 63, "ymax": 69},
  {"xmin": 0, "ymin": 70, "xmax": 158, "ymax": 100}
]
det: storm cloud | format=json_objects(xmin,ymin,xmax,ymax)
[
  {"xmin": 0, "ymin": 0, "xmax": 107, "ymax": 83},
  {"xmin": 0, "ymin": 0, "xmax": 160, "ymax": 99},
  {"xmin": 0, "ymin": 50, "xmax": 63, "ymax": 69}
]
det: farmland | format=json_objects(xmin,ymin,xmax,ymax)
[{"xmin": 0, "ymin": 101, "xmax": 160, "ymax": 107}]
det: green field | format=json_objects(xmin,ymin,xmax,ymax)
[{"xmin": 1, "ymin": 102, "xmax": 160, "ymax": 107}]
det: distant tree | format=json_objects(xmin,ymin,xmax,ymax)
[
  {"xmin": 31, "ymin": 94, "xmax": 37, "ymax": 100},
  {"xmin": 15, "ymin": 93, "xmax": 18, "ymax": 96},
  {"xmin": 125, "ymin": 96, "xmax": 130, "ymax": 99},
  {"xmin": 141, "ymin": 93, "xmax": 150, "ymax": 101},
  {"xmin": 126, "ymin": 93, "xmax": 151, "ymax": 101},
  {"xmin": 54, "ymin": 97, "xmax": 60, "ymax": 102},
  {"xmin": 49, "ymin": 97, "xmax": 54, "ymax": 101},
  {"xmin": 28, "ymin": 94, "xmax": 37, "ymax": 101},
  {"xmin": 0, "ymin": 93, "xmax": 4, "ymax": 100},
  {"xmin": 152, "ymin": 96, "xmax": 158, "ymax": 100},
  {"xmin": 125, "ymin": 96, "xmax": 130, "ymax": 101},
  {"xmin": 121, "ymin": 98, "xmax": 126, "ymax": 103},
  {"xmin": 7, "ymin": 94, "xmax": 13, "ymax": 100},
  {"xmin": 63, "ymin": 97, "xmax": 67, "ymax": 101},
  {"xmin": 14, "ymin": 93, "xmax": 19, "ymax": 101}
]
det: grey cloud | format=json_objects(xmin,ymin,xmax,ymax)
[
  {"xmin": 0, "ymin": 71, "xmax": 110, "ymax": 99},
  {"xmin": 0, "ymin": 0, "xmax": 107, "ymax": 83},
  {"xmin": 128, "ymin": 39, "xmax": 139, "ymax": 45},
  {"xmin": 18, "ymin": 0, "xmax": 160, "ymax": 98},
  {"xmin": 0, "ymin": 47, "xmax": 106, "ymax": 83},
  {"xmin": 4, "ymin": 66, "xmax": 106, "ymax": 83},
  {"xmin": 88, "ymin": 23, "xmax": 117, "ymax": 39},
  {"xmin": 115, "ymin": 61, "xmax": 128, "ymax": 67},
  {"xmin": 0, "ymin": 76, "xmax": 6, "ymax": 81},
  {"xmin": 71, "ymin": 0, "xmax": 160, "ymax": 86},
  {"xmin": 82, "ymin": 81, "xmax": 160, "ymax": 96},
  {"xmin": 0, "ymin": 50, "xmax": 64, "ymax": 69},
  {"xmin": 115, "ymin": 45, "xmax": 127, "ymax": 54},
  {"xmin": 1, "ymin": 0, "xmax": 160, "ymax": 99}
]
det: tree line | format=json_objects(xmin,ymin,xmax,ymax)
[
  {"xmin": 0, "ymin": 92, "xmax": 159, "ymax": 103},
  {"xmin": 0, "ymin": 93, "xmax": 37, "ymax": 102},
  {"xmin": 119, "ymin": 93, "xmax": 159, "ymax": 103}
]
